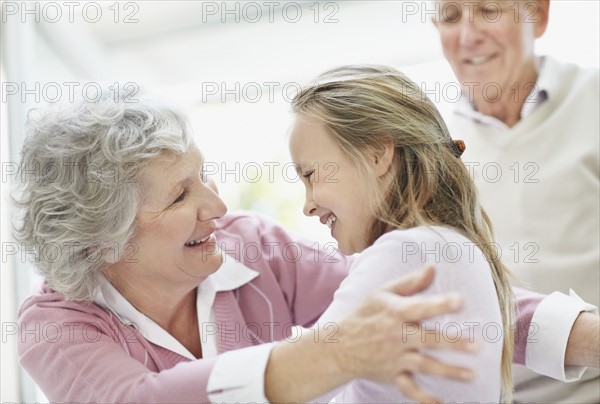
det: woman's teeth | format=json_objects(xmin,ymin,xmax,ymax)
[
  {"xmin": 185, "ymin": 235, "xmax": 211, "ymax": 247},
  {"xmin": 326, "ymin": 215, "xmax": 337, "ymax": 229}
]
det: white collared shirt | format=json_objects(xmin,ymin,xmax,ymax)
[
  {"xmin": 455, "ymin": 56, "xmax": 553, "ymax": 131},
  {"xmin": 94, "ymin": 254, "xmax": 259, "ymax": 360},
  {"xmin": 94, "ymin": 255, "xmax": 277, "ymax": 401}
]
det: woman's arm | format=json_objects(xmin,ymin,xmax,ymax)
[
  {"xmin": 567, "ymin": 312, "xmax": 600, "ymax": 367},
  {"xmin": 19, "ymin": 267, "xmax": 475, "ymax": 404},
  {"xmin": 265, "ymin": 266, "xmax": 477, "ymax": 403},
  {"xmin": 18, "ymin": 309, "xmax": 221, "ymax": 403},
  {"xmin": 512, "ymin": 286, "xmax": 599, "ymax": 376}
]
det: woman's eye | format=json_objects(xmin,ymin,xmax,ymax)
[
  {"xmin": 173, "ymin": 190, "xmax": 186, "ymax": 204},
  {"xmin": 303, "ymin": 170, "xmax": 314, "ymax": 180},
  {"xmin": 199, "ymin": 168, "xmax": 209, "ymax": 184}
]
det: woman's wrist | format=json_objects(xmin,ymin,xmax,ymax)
[
  {"xmin": 566, "ymin": 312, "xmax": 600, "ymax": 367},
  {"xmin": 264, "ymin": 325, "xmax": 354, "ymax": 403}
]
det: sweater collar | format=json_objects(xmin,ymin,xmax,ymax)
[
  {"xmin": 93, "ymin": 254, "xmax": 259, "ymax": 359},
  {"xmin": 454, "ymin": 55, "xmax": 558, "ymax": 131}
]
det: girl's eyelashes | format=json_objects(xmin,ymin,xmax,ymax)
[{"xmin": 303, "ymin": 170, "xmax": 314, "ymax": 180}]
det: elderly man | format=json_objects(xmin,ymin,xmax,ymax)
[{"xmin": 432, "ymin": 0, "xmax": 599, "ymax": 402}]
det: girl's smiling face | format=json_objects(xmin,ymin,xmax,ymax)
[{"xmin": 289, "ymin": 114, "xmax": 387, "ymax": 255}]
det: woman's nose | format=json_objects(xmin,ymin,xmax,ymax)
[{"xmin": 198, "ymin": 182, "xmax": 228, "ymax": 221}]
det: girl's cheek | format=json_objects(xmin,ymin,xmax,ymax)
[{"xmin": 312, "ymin": 188, "xmax": 328, "ymax": 207}]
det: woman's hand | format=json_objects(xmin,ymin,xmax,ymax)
[
  {"xmin": 265, "ymin": 266, "xmax": 477, "ymax": 403},
  {"xmin": 330, "ymin": 265, "xmax": 477, "ymax": 402}
]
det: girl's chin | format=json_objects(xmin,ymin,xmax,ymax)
[
  {"xmin": 336, "ymin": 237, "xmax": 367, "ymax": 256},
  {"xmin": 336, "ymin": 242, "xmax": 355, "ymax": 256}
]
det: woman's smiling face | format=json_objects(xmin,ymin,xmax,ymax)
[{"xmin": 108, "ymin": 145, "xmax": 228, "ymax": 289}]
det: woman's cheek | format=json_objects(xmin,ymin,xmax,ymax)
[
  {"xmin": 146, "ymin": 211, "xmax": 186, "ymax": 242},
  {"xmin": 169, "ymin": 209, "xmax": 195, "ymax": 235}
]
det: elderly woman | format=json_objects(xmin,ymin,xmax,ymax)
[{"xmin": 14, "ymin": 92, "xmax": 597, "ymax": 403}]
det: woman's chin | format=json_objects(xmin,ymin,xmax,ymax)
[
  {"xmin": 182, "ymin": 241, "xmax": 224, "ymax": 278},
  {"xmin": 201, "ymin": 251, "xmax": 224, "ymax": 274}
]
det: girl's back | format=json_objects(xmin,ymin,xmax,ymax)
[{"xmin": 318, "ymin": 226, "xmax": 502, "ymax": 403}]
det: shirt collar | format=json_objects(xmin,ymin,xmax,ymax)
[
  {"xmin": 94, "ymin": 254, "xmax": 259, "ymax": 359},
  {"xmin": 454, "ymin": 55, "xmax": 556, "ymax": 130}
]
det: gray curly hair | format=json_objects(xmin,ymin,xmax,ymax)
[{"xmin": 13, "ymin": 90, "xmax": 192, "ymax": 301}]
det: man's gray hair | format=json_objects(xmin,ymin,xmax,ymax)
[{"xmin": 13, "ymin": 90, "xmax": 192, "ymax": 301}]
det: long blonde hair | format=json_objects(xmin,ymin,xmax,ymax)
[{"xmin": 292, "ymin": 65, "xmax": 514, "ymax": 401}]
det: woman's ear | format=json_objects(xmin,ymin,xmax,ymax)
[{"xmin": 373, "ymin": 141, "xmax": 395, "ymax": 177}]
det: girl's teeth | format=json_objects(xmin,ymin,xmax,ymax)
[
  {"xmin": 185, "ymin": 235, "xmax": 211, "ymax": 246},
  {"xmin": 326, "ymin": 215, "xmax": 337, "ymax": 229}
]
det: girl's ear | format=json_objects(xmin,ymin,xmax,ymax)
[
  {"xmin": 373, "ymin": 141, "xmax": 395, "ymax": 177},
  {"xmin": 534, "ymin": 0, "xmax": 550, "ymax": 38}
]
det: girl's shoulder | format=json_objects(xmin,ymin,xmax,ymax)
[
  {"xmin": 372, "ymin": 225, "xmax": 474, "ymax": 250},
  {"xmin": 357, "ymin": 225, "xmax": 489, "ymax": 276}
]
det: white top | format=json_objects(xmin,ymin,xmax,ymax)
[{"xmin": 317, "ymin": 226, "xmax": 503, "ymax": 403}]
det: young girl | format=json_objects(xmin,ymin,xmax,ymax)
[{"xmin": 289, "ymin": 65, "xmax": 514, "ymax": 403}]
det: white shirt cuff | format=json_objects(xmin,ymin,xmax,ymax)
[
  {"xmin": 207, "ymin": 342, "xmax": 277, "ymax": 403},
  {"xmin": 526, "ymin": 289, "xmax": 598, "ymax": 382}
]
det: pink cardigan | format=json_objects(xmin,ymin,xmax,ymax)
[{"xmin": 17, "ymin": 212, "xmax": 540, "ymax": 403}]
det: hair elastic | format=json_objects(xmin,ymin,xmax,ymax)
[{"xmin": 451, "ymin": 139, "xmax": 466, "ymax": 158}]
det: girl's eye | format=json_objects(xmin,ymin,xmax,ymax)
[
  {"xmin": 303, "ymin": 170, "xmax": 314, "ymax": 180},
  {"xmin": 173, "ymin": 190, "xmax": 187, "ymax": 204}
]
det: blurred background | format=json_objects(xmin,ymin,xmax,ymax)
[{"xmin": 1, "ymin": 1, "xmax": 598, "ymax": 401}]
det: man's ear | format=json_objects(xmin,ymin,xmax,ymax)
[
  {"xmin": 534, "ymin": 0, "xmax": 550, "ymax": 38},
  {"xmin": 373, "ymin": 141, "xmax": 395, "ymax": 177}
]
